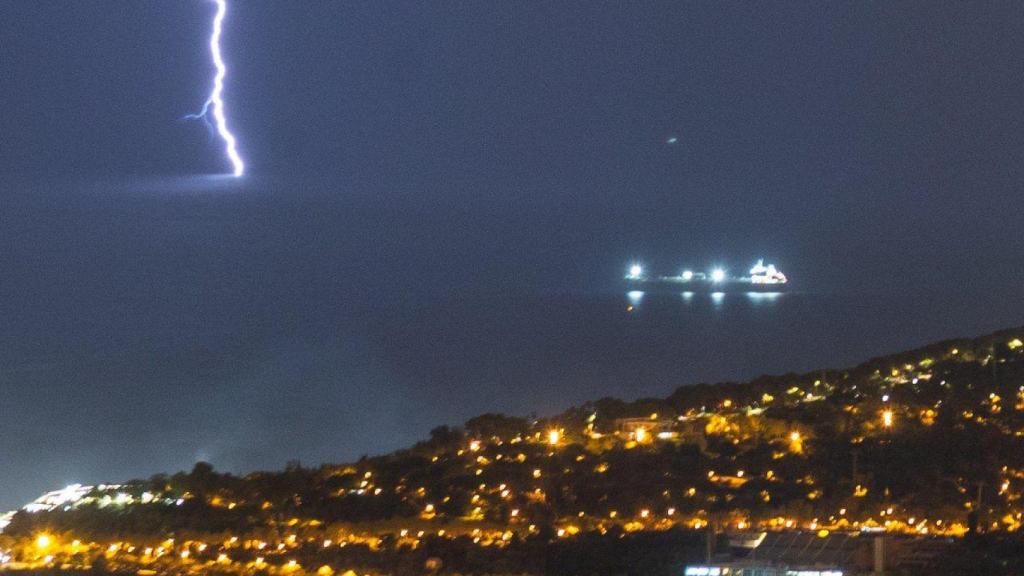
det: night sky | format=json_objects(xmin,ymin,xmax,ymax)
[{"xmin": 2, "ymin": 1, "xmax": 1024, "ymax": 510}]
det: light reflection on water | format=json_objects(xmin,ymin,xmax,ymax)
[
  {"xmin": 746, "ymin": 292, "xmax": 783, "ymax": 304},
  {"xmin": 627, "ymin": 290, "xmax": 645, "ymax": 305},
  {"xmin": 628, "ymin": 291, "xmax": 785, "ymax": 308}
]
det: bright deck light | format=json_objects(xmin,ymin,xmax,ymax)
[
  {"xmin": 628, "ymin": 264, "xmax": 643, "ymax": 278},
  {"xmin": 682, "ymin": 270, "xmax": 694, "ymax": 280},
  {"xmin": 710, "ymin": 268, "xmax": 726, "ymax": 282}
]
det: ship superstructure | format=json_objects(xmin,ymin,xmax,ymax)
[{"xmin": 624, "ymin": 259, "xmax": 788, "ymax": 292}]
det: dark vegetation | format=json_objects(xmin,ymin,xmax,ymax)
[{"xmin": 5, "ymin": 328, "xmax": 1024, "ymax": 574}]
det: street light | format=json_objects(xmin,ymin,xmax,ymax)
[{"xmin": 547, "ymin": 429, "xmax": 561, "ymax": 445}]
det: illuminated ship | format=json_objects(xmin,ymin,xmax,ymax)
[{"xmin": 624, "ymin": 259, "xmax": 788, "ymax": 292}]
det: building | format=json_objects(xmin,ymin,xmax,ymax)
[
  {"xmin": 615, "ymin": 417, "xmax": 675, "ymax": 441},
  {"xmin": 613, "ymin": 417, "xmax": 705, "ymax": 448},
  {"xmin": 688, "ymin": 531, "xmax": 952, "ymax": 575},
  {"xmin": 685, "ymin": 564, "xmax": 841, "ymax": 576}
]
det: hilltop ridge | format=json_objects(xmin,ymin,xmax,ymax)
[{"xmin": 4, "ymin": 326, "xmax": 1024, "ymax": 575}]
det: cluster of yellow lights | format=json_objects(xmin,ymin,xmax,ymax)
[
  {"xmin": 19, "ymin": 342, "xmax": 1024, "ymax": 573},
  {"xmin": 16, "ymin": 503, "xmax": 1002, "ymax": 573}
]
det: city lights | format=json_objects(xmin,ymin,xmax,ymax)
[
  {"xmin": 1, "ymin": 327, "xmax": 1020, "ymax": 574},
  {"xmin": 882, "ymin": 409, "xmax": 894, "ymax": 428},
  {"xmin": 547, "ymin": 429, "xmax": 561, "ymax": 445}
]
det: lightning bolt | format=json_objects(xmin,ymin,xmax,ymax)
[{"xmin": 186, "ymin": 0, "xmax": 245, "ymax": 177}]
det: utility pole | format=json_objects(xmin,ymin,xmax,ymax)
[
  {"xmin": 991, "ymin": 344, "xmax": 998, "ymax": 388},
  {"xmin": 970, "ymin": 481, "xmax": 985, "ymax": 534},
  {"xmin": 705, "ymin": 523, "xmax": 715, "ymax": 564},
  {"xmin": 977, "ymin": 480, "xmax": 985, "ymax": 525}
]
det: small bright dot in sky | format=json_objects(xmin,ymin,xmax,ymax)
[{"xmin": 666, "ymin": 136, "xmax": 678, "ymax": 144}]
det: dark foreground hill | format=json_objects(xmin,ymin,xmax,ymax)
[{"xmin": 4, "ymin": 327, "xmax": 1024, "ymax": 575}]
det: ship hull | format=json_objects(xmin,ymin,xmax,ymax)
[{"xmin": 625, "ymin": 277, "xmax": 788, "ymax": 293}]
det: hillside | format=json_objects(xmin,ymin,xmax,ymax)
[{"xmin": 3, "ymin": 327, "xmax": 1024, "ymax": 575}]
